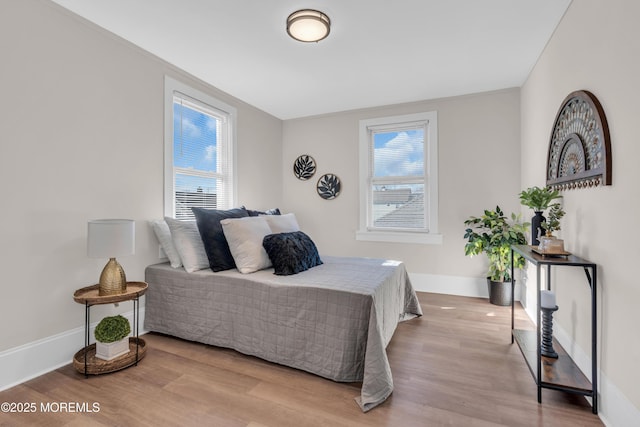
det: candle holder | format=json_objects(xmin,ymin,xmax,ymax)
[{"xmin": 541, "ymin": 305, "xmax": 559, "ymax": 358}]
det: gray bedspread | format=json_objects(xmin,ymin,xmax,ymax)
[{"xmin": 144, "ymin": 255, "xmax": 422, "ymax": 411}]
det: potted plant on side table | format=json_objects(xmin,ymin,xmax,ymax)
[
  {"xmin": 95, "ymin": 314, "xmax": 131, "ymax": 361},
  {"xmin": 464, "ymin": 206, "xmax": 529, "ymax": 306},
  {"xmin": 518, "ymin": 186, "xmax": 562, "ymax": 246}
]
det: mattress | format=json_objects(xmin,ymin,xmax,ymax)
[{"xmin": 144, "ymin": 255, "xmax": 422, "ymax": 411}]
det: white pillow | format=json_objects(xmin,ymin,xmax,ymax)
[
  {"xmin": 164, "ymin": 217, "xmax": 209, "ymax": 273},
  {"xmin": 221, "ymin": 216, "xmax": 272, "ymax": 274},
  {"xmin": 263, "ymin": 213, "xmax": 300, "ymax": 233},
  {"xmin": 149, "ymin": 219, "xmax": 182, "ymax": 268}
]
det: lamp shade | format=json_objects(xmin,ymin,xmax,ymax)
[
  {"xmin": 87, "ymin": 219, "xmax": 135, "ymax": 258},
  {"xmin": 287, "ymin": 9, "xmax": 330, "ymax": 42}
]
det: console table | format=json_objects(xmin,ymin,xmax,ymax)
[{"xmin": 510, "ymin": 245, "xmax": 597, "ymax": 414}]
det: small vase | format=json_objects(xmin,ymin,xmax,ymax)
[{"xmin": 531, "ymin": 211, "xmax": 545, "ymax": 246}]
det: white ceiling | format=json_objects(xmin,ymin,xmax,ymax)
[{"xmin": 51, "ymin": 0, "xmax": 571, "ymax": 120}]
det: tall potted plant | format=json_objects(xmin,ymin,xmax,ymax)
[
  {"xmin": 518, "ymin": 186, "xmax": 562, "ymax": 245},
  {"xmin": 464, "ymin": 206, "xmax": 529, "ymax": 306}
]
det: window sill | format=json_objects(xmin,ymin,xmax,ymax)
[{"xmin": 355, "ymin": 230, "xmax": 443, "ymax": 245}]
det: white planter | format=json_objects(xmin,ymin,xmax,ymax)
[{"xmin": 95, "ymin": 337, "xmax": 130, "ymax": 361}]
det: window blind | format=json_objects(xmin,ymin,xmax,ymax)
[
  {"xmin": 172, "ymin": 91, "xmax": 232, "ymax": 219},
  {"xmin": 369, "ymin": 126, "xmax": 427, "ymax": 231}
]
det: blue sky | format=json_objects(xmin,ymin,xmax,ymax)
[
  {"xmin": 173, "ymin": 102, "xmax": 218, "ymax": 192},
  {"xmin": 172, "ymin": 103, "xmax": 424, "ymax": 193}
]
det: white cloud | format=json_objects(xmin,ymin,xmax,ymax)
[
  {"xmin": 204, "ymin": 145, "xmax": 215, "ymax": 162},
  {"xmin": 375, "ymin": 131, "xmax": 424, "ymax": 176},
  {"xmin": 176, "ymin": 117, "xmax": 201, "ymax": 138},
  {"xmin": 206, "ymin": 117, "xmax": 218, "ymax": 133}
]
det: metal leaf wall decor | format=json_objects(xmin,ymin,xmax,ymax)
[
  {"xmin": 317, "ymin": 174, "xmax": 341, "ymax": 200},
  {"xmin": 293, "ymin": 155, "xmax": 316, "ymax": 180}
]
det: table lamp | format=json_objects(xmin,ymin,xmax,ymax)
[{"xmin": 87, "ymin": 219, "xmax": 135, "ymax": 296}]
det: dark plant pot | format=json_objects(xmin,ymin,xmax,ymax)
[
  {"xmin": 487, "ymin": 278, "xmax": 512, "ymax": 306},
  {"xmin": 531, "ymin": 211, "xmax": 546, "ymax": 246}
]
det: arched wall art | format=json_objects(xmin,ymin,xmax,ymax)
[{"xmin": 546, "ymin": 90, "xmax": 612, "ymax": 190}]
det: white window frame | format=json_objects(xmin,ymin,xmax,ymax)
[
  {"xmin": 356, "ymin": 111, "xmax": 442, "ymax": 244},
  {"xmin": 164, "ymin": 76, "xmax": 237, "ymax": 218}
]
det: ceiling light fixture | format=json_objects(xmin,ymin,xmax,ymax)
[{"xmin": 286, "ymin": 9, "xmax": 331, "ymax": 43}]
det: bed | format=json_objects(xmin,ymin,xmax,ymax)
[{"xmin": 144, "ymin": 255, "xmax": 422, "ymax": 411}]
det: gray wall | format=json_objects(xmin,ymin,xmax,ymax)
[
  {"xmin": 0, "ymin": 0, "xmax": 282, "ymax": 352},
  {"xmin": 521, "ymin": 0, "xmax": 640, "ymax": 422},
  {"xmin": 282, "ymin": 89, "xmax": 522, "ymax": 280}
]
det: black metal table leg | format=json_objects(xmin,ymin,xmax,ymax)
[{"xmin": 84, "ymin": 301, "xmax": 89, "ymax": 378}]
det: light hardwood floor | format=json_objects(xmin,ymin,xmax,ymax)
[{"xmin": 0, "ymin": 292, "xmax": 603, "ymax": 426}]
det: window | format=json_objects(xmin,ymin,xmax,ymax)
[
  {"xmin": 357, "ymin": 111, "xmax": 441, "ymax": 244},
  {"xmin": 164, "ymin": 77, "xmax": 237, "ymax": 219}
]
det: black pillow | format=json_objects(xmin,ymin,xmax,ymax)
[
  {"xmin": 262, "ymin": 231, "xmax": 323, "ymax": 276},
  {"xmin": 246, "ymin": 207, "xmax": 281, "ymax": 217},
  {"xmin": 192, "ymin": 207, "xmax": 249, "ymax": 272}
]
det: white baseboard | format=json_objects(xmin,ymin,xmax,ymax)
[
  {"xmin": 0, "ymin": 308, "xmax": 147, "ymax": 392},
  {"xmin": 409, "ymin": 272, "xmax": 522, "ymax": 301},
  {"xmin": 595, "ymin": 371, "xmax": 640, "ymax": 427}
]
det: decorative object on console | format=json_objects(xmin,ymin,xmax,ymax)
[
  {"xmin": 94, "ymin": 315, "xmax": 131, "ymax": 361},
  {"xmin": 546, "ymin": 90, "xmax": 612, "ymax": 190},
  {"xmin": 519, "ymin": 186, "xmax": 562, "ymax": 246},
  {"xmin": 463, "ymin": 206, "xmax": 528, "ymax": 306},
  {"xmin": 536, "ymin": 202, "xmax": 567, "ymax": 255},
  {"xmin": 293, "ymin": 155, "xmax": 316, "ymax": 180},
  {"xmin": 87, "ymin": 219, "xmax": 135, "ymax": 296},
  {"xmin": 537, "ymin": 236, "xmax": 567, "ymax": 255},
  {"xmin": 530, "ymin": 211, "xmax": 545, "ymax": 246},
  {"xmin": 540, "ymin": 290, "xmax": 559, "ymax": 359},
  {"xmin": 540, "ymin": 203, "xmax": 565, "ymax": 237},
  {"xmin": 286, "ymin": 10, "xmax": 330, "ymax": 43},
  {"xmin": 317, "ymin": 173, "xmax": 341, "ymax": 200}
]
